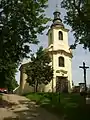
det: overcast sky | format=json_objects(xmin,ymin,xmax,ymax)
[{"xmin": 15, "ymin": 0, "xmax": 90, "ymax": 86}]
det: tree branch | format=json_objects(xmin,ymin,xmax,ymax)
[
  {"xmin": 73, "ymin": 0, "xmax": 85, "ymax": 18},
  {"xmin": 0, "ymin": 9, "xmax": 4, "ymax": 16},
  {"xmin": 78, "ymin": 0, "xmax": 82, "ymax": 7}
]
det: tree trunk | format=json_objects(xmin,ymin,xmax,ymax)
[
  {"xmin": 36, "ymin": 80, "xmax": 38, "ymax": 92},
  {"xmin": 34, "ymin": 85, "xmax": 36, "ymax": 92},
  {"xmin": 34, "ymin": 80, "xmax": 36, "ymax": 92},
  {"xmin": 34, "ymin": 80, "xmax": 38, "ymax": 92}
]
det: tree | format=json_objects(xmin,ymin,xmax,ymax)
[
  {"xmin": 0, "ymin": 0, "xmax": 49, "ymax": 63},
  {"xmin": 0, "ymin": 0, "xmax": 49, "ymax": 88},
  {"xmin": 8, "ymin": 77, "xmax": 18, "ymax": 92},
  {"xmin": 0, "ymin": 60, "xmax": 18, "ymax": 91},
  {"xmin": 25, "ymin": 47, "xmax": 53, "ymax": 92},
  {"xmin": 61, "ymin": 0, "xmax": 90, "ymax": 50}
]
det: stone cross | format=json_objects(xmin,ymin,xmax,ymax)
[{"xmin": 79, "ymin": 62, "xmax": 89, "ymax": 91}]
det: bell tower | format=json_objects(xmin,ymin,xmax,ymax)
[{"xmin": 45, "ymin": 7, "xmax": 73, "ymax": 92}]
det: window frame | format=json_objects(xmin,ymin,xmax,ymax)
[
  {"xmin": 59, "ymin": 31, "xmax": 63, "ymax": 40},
  {"xmin": 58, "ymin": 56, "xmax": 65, "ymax": 67}
]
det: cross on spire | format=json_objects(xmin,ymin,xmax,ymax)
[
  {"xmin": 55, "ymin": 3, "xmax": 59, "ymax": 11},
  {"xmin": 55, "ymin": 0, "xmax": 60, "ymax": 13},
  {"xmin": 56, "ymin": 3, "xmax": 58, "ymax": 8},
  {"xmin": 51, "ymin": 1, "xmax": 64, "ymax": 28}
]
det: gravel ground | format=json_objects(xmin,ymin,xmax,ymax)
[{"xmin": 0, "ymin": 94, "xmax": 60, "ymax": 120}]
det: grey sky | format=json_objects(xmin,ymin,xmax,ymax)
[{"xmin": 15, "ymin": 0, "xmax": 90, "ymax": 86}]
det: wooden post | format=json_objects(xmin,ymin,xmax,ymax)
[
  {"xmin": 79, "ymin": 62, "xmax": 89, "ymax": 91},
  {"xmin": 79, "ymin": 62, "xmax": 89, "ymax": 104}
]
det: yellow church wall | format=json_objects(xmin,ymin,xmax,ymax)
[
  {"xmin": 44, "ymin": 53, "xmax": 72, "ymax": 92},
  {"xmin": 53, "ymin": 29, "xmax": 69, "ymax": 51}
]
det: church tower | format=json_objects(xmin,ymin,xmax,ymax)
[{"xmin": 45, "ymin": 8, "xmax": 73, "ymax": 92}]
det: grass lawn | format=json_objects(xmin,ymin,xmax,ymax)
[
  {"xmin": 24, "ymin": 93, "xmax": 90, "ymax": 120},
  {"xmin": 0, "ymin": 93, "xmax": 2, "ymax": 99},
  {"xmin": 0, "ymin": 93, "xmax": 2, "ymax": 104}
]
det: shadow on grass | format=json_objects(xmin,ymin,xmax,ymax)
[{"xmin": 25, "ymin": 93, "xmax": 90, "ymax": 120}]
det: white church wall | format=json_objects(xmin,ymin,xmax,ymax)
[
  {"xmin": 53, "ymin": 53, "xmax": 68, "ymax": 72},
  {"xmin": 67, "ymin": 57, "xmax": 72, "ymax": 91},
  {"xmin": 44, "ymin": 81, "xmax": 52, "ymax": 92},
  {"xmin": 52, "ymin": 52, "xmax": 72, "ymax": 92},
  {"xmin": 64, "ymin": 56, "xmax": 72, "ymax": 92},
  {"xmin": 22, "ymin": 83, "xmax": 34, "ymax": 94},
  {"xmin": 53, "ymin": 28, "xmax": 69, "ymax": 51}
]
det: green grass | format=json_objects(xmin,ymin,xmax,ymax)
[
  {"xmin": 0, "ymin": 93, "xmax": 2, "ymax": 104},
  {"xmin": 0, "ymin": 93, "xmax": 2, "ymax": 99},
  {"xmin": 24, "ymin": 93, "xmax": 90, "ymax": 120}
]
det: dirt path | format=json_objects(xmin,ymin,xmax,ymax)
[{"xmin": 0, "ymin": 94, "xmax": 60, "ymax": 120}]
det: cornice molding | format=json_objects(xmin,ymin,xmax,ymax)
[{"xmin": 48, "ymin": 49, "xmax": 73, "ymax": 58}]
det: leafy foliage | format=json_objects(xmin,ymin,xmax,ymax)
[
  {"xmin": 61, "ymin": 0, "xmax": 90, "ymax": 50},
  {"xmin": 0, "ymin": 61, "xmax": 18, "ymax": 91},
  {"xmin": 0, "ymin": 0, "xmax": 49, "ymax": 89},
  {"xmin": 26, "ymin": 47, "xmax": 53, "ymax": 92},
  {"xmin": 0, "ymin": 0, "xmax": 49, "ymax": 62}
]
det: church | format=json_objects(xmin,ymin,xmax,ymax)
[{"xmin": 16, "ymin": 8, "xmax": 73, "ymax": 94}]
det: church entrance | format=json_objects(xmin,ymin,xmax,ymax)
[{"xmin": 56, "ymin": 76, "xmax": 68, "ymax": 93}]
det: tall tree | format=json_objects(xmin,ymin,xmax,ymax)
[
  {"xmin": 61, "ymin": 0, "xmax": 90, "ymax": 50},
  {"xmin": 26, "ymin": 47, "xmax": 53, "ymax": 92},
  {"xmin": 0, "ymin": 0, "xmax": 49, "ymax": 63},
  {"xmin": 0, "ymin": 59, "xmax": 18, "ymax": 90},
  {"xmin": 0, "ymin": 0, "xmax": 49, "ymax": 88}
]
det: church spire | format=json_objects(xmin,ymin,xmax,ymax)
[
  {"xmin": 52, "ymin": 4, "xmax": 64, "ymax": 28},
  {"xmin": 53, "ymin": 4, "xmax": 61, "ymax": 21}
]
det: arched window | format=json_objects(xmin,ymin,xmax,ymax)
[
  {"xmin": 58, "ymin": 57, "xmax": 64, "ymax": 67},
  {"xmin": 59, "ymin": 31, "xmax": 63, "ymax": 40}
]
